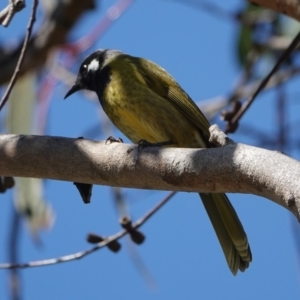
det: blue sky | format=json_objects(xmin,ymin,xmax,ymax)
[{"xmin": 1, "ymin": 0, "xmax": 300, "ymax": 299}]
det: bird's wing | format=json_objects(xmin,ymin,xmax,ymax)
[{"xmin": 131, "ymin": 57, "xmax": 211, "ymax": 138}]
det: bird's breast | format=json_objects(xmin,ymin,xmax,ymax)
[{"xmin": 101, "ymin": 72, "xmax": 206, "ymax": 147}]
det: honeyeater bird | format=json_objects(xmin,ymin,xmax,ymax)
[{"xmin": 65, "ymin": 49, "xmax": 252, "ymax": 275}]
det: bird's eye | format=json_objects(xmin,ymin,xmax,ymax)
[{"xmin": 80, "ymin": 64, "xmax": 87, "ymax": 73}]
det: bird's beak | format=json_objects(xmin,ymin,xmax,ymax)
[{"xmin": 64, "ymin": 83, "xmax": 82, "ymax": 99}]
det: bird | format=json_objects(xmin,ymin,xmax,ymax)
[{"xmin": 65, "ymin": 49, "xmax": 252, "ymax": 275}]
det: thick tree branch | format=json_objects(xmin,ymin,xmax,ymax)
[{"xmin": 0, "ymin": 126, "xmax": 299, "ymax": 218}]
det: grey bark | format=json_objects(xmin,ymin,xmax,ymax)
[{"xmin": 0, "ymin": 126, "xmax": 299, "ymax": 219}]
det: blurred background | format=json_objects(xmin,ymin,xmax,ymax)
[{"xmin": 1, "ymin": 0, "xmax": 300, "ymax": 299}]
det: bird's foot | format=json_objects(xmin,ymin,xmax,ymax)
[
  {"xmin": 106, "ymin": 136, "xmax": 124, "ymax": 144},
  {"xmin": 138, "ymin": 139, "xmax": 173, "ymax": 151}
]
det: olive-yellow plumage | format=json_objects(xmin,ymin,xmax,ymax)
[{"xmin": 65, "ymin": 49, "xmax": 252, "ymax": 274}]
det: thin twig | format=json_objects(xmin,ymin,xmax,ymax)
[
  {"xmin": 0, "ymin": 192, "xmax": 176, "ymax": 269},
  {"xmin": 230, "ymin": 67, "xmax": 300, "ymax": 102},
  {"xmin": 0, "ymin": 3, "xmax": 12, "ymax": 25},
  {"xmin": 226, "ymin": 30, "xmax": 300, "ymax": 133},
  {"xmin": 0, "ymin": 0, "xmax": 38, "ymax": 111},
  {"xmin": 7, "ymin": 207, "xmax": 22, "ymax": 300},
  {"xmin": 112, "ymin": 188, "xmax": 157, "ymax": 288}
]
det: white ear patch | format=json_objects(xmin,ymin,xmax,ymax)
[{"xmin": 87, "ymin": 59, "xmax": 100, "ymax": 72}]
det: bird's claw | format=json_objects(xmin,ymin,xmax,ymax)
[{"xmin": 106, "ymin": 136, "xmax": 124, "ymax": 144}]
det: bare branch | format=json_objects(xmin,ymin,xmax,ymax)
[
  {"xmin": 0, "ymin": 0, "xmax": 25, "ymax": 27},
  {"xmin": 0, "ymin": 192, "xmax": 176, "ymax": 269},
  {"xmin": 0, "ymin": 0, "xmax": 38, "ymax": 111},
  {"xmin": 0, "ymin": 0, "xmax": 95, "ymax": 86},
  {"xmin": 0, "ymin": 127, "xmax": 299, "ymax": 218},
  {"xmin": 225, "ymin": 30, "xmax": 300, "ymax": 133}
]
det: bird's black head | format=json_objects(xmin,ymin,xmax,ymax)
[{"xmin": 64, "ymin": 49, "xmax": 122, "ymax": 99}]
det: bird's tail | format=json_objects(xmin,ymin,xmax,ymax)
[{"xmin": 199, "ymin": 193, "xmax": 252, "ymax": 275}]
